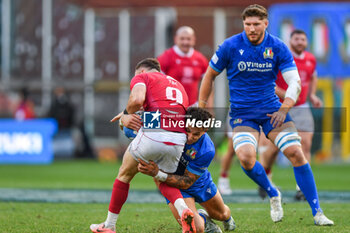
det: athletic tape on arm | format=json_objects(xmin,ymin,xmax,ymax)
[{"xmin": 282, "ymin": 69, "xmax": 301, "ymax": 102}]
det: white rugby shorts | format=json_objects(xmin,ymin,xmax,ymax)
[
  {"xmin": 128, "ymin": 129, "xmax": 186, "ymax": 173},
  {"xmin": 289, "ymin": 102, "xmax": 314, "ymax": 132}
]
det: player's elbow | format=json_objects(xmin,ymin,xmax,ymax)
[
  {"xmin": 130, "ymin": 95, "xmax": 145, "ymax": 108},
  {"xmin": 296, "ymin": 80, "xmax": 301, "ymax": 93}
]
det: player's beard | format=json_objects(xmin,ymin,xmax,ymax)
[
  {"xmin": 248, "ymin": 31, "xmax": 264, "ymax": 45},
  {"xmin": 290, "ymin": 44, "xmax": 306, "ymax": 55}
]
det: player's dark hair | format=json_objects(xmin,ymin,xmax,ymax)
[
  {"xmin": 241, "ymin": 4, "xmax": 268, "ymax": 20},
  {"xmin": 135, "ymin": 58, "xmax": 161, "ymax": 72},
  {"xmin": 290, "ymin": 29, "xmax": 306, "ymax": 38},
  {"xmin": 186, "ymin": 107, "xmax": 213, "ymax": 125}
]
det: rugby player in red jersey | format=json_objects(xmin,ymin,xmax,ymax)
[
  {"xmin": 158, "ymin": 26, "xmax": 208, "ymax": 106},
  {"xmin": 90, "ymin": 58, "xmax": 196, "ymax": 233},
  {"xmin": 259, "ymin": 29, "xmax": 324, "ymax": 201}
]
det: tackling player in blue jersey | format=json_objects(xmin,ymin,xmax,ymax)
[
  {"xmin": 198, "ymin": 4, "xmax": 333, "ymax": 226},
  {"xmin": 138, "ymin": 107, "xmax": 236, "ymax": 233}
]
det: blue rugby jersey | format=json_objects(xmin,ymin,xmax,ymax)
[
  {"xmin": 175, "ymin": 133, "xmax": 215, "ymax": 190},
  {"xmin": 210, "ymin": 31, "xmax": 297, "ymax": 119}
]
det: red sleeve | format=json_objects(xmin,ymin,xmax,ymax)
[
  {"xmin": 157, "ymin": 50, "xmax": 171, "ymax": 73},
  {"xmin": 310, "ymin": 53, "xmax": 317, "ymax": 74},
  {"xmin": 130, "ymin": 74, "xmax": 147, "ymax": 90},
  {"xmin": 275, "ymin": 71, "xmax": 288, "ymax": 90}
]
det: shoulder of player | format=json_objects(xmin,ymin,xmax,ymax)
[
  {"xmin": 304, "ymin": 51, "xmax": 316, "ymax": 61},
  {"xmin": 223, "ymin": 33, "xmax": 242, "ymax": 47},
  {"xmin": 192, "ymin": 50, "xmax": 209, "ymax": 62},
  {"xmin": 157, "ymin": 48, "xmax": 175, "ymax": 62},
  {"xmin": 132, "ymin": 72, "xmax": 162, "ymax": 83},
  {"xmin": 131, "ymin": 73, "xmax": 146, "ymax": 81},
  {"xmin": 199, "ymin": 134, "xmax": 215, "ymax": 156},
  {"xmin": 266, "ymin": 33, "xmax": 289, "ymax": 50},
  {"xmin": 213, "ymin": 33, "xmax": 241, "ymax": 52}
]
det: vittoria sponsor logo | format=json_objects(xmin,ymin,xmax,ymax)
[{"xmin": 237, "ymin": 61, "xmax": 272, "ymax": 72}]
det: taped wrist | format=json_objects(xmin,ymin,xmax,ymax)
[{"xmin": 154, "ymin": 170, "xmax": 168, "ymax": 182}]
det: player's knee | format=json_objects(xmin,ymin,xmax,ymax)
[
  {"xmin": 284, "ymin": 146, "xmax": 306, "ymax": 166},
  {"xmin": 237, "ymin": 147, "xmax": 256, "ymax": 169},
  {"xmin": 239, "ymin": 158, "xmax": 255, "ymax": 170}
]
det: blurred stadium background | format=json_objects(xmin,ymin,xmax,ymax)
[
  {"xmin": 0, "ymin": 0, "xmax": 350, "ymax": 232},
  {"xmin": 1, "ymin": 0, "xmax": 350, "ymax": 161}
]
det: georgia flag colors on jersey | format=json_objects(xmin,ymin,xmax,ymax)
[
  {"xmin": 157, "ymin": 46, "xmax": 208, "ymax": 106},
  {"xmin": 130, "ymin": 72, "xmax": 189, "ymax": 133},
  {"xmin": 276, "ymin": 51, "xmax": 317, "ymax": 106}
]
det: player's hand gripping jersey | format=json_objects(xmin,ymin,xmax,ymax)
[
  {"xmin": 210, "ymin": 31, "xmax": 297, "ymax": 119},
  {"xmin": 130, "ymin": 72, "xmax": 189, "ymax": 133}
]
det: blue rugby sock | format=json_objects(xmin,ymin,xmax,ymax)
[
  {"xmin": 224, "ymin": 216, "xmax": 232, "ymax": 222},
  {"xmin": 294, "ymin": 163, "xmax": 322, "ymax": 216},
  {"xmin": 242, "ymin": 161, "xmax": 278, "ymax": 198}
]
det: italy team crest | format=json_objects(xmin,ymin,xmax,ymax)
[
  {"xmin": 186, "ymin": 148, "xmax": 197, "ymax": 159},
  {"xmin": 233, "ymin": 118, "xmax": 243, "ymax": 124},
  {"xmin": 263, "ymin": 48, "xmax": 274, "ymax": 59}
]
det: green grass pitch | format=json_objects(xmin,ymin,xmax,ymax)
[{"xmin": 0, "ymin": 159, "xmax": 349, "ymax": 232}]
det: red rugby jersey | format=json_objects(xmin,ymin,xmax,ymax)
[
  {"xmin": 130, "ymin": 72, "xmax": 189, "ymax": 133},
  {"xmin": 276, "ymin": 51, "xmax": 316, "ymax": 106},
  {"xmin": 157, "ymin": 46, "xmax": 208, "ymax": 106}
]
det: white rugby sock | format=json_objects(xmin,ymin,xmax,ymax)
[
  {"xmin": 105, "ymin": 211, "xmax": 118, "ymax": 228},
  {"xmin": 174, "ymin": 198, "xmax": 188, "ymax": 216}
]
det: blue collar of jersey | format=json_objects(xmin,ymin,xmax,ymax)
[{"xmin": 242, "ymin": 30, "xmax": 269, "ymax": 48}]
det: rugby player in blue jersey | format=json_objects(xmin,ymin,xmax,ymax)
[
  {"xmin": 138, "ymin": 107, "xmax": 236, "ymax": 233},
  {"xmin": 198, "ymin": 4, "xmax": 333, "ymax": 226}
]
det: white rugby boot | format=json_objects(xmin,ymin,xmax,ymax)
[
  {"xmin": 314, "ymin": 211, "xmax": 334, "ymax": 226},
  {"xmin": 198, "ymin": 209, "xmax": 222, "ymax": 233},
  {"xmin": 223, "ymin": 216, "xmax": 236, "ymax": 231},
  {"xmin": 90, "ymin": 222, "xmax": 115, "ymax": 233},
  {"xmin": 270, "ymin": 190, "xmax": 283, "ymax": 222}
]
